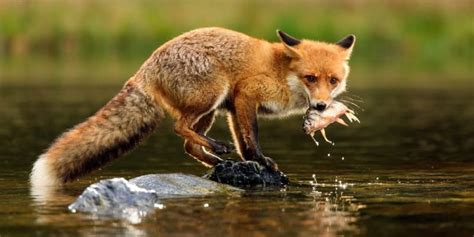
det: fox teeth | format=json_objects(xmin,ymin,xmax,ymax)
[
  {"xmin": 320, "ymin": 128, "xmax": 333, "ymax": 144},
  {"xmin": 336, "ymin": 118, "xmax": 348, "ymax": 126}
]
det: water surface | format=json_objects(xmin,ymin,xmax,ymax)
[{"xmin": 0, "ymin": 85, "xmax": 473, "ymax": 236}]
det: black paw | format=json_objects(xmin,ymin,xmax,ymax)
[
  {"xmin": 211, "ymin": 140, "xmax": 236, "ymax": 155},
  {"xmin": 262, "ymin": 156, "xmax": 279, "ymax": 171},
  {"xmin": 254, "ymin": 155, "xmax": 279, "ymax": 172}
]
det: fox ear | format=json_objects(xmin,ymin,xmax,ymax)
[
  {"xmin": 336, "ymin": 34, "xmax": 355, "ymax": 49},
  {"xmin": 336, "ymin": 34, "xmax": 356, "ymax": 58},
  {"xmin": 276, "ymin": 29, "xmax": 301, "ymax": 58},
  {"xmin": 277, "ymin": 30, "xmax": 301, "ymax": 46}
]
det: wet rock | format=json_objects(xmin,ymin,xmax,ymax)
[
  {"xmin": 68, "ymin": 174, "xmax": 242, "ymax": 221},
  {"xmin": 130, "ymin": 173, "xmax": 242, "ymax": 196},
  {"xmin": 68, "ymin": 166, "xmax": 288, "ymax": 221},
  {"xmin": 68, "ymin": 178, "xmax": 159, "ymax": 222},
  {"xmin": 204, "ymin": 160, "xmax": 289, "ymax": 187}
]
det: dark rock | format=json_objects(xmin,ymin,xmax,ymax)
[{"xmin": 204, "ymin": 160, "xmax": 289, "ymax": 187}]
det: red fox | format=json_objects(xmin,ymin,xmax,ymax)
[{"xmin": 31, "ymin": 27, "xmax": 355, "ymax": 187}]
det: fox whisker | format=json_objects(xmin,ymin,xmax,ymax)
[{"xmin": 339, "ymin": 99, "xmax": 363, "ymax": 111}]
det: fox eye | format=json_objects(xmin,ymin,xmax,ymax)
[
  {"xmin": 329, "ymin": 77, "xmax": 338, "ymax": 85},
  {"xmin": 304, "ymin": 75, "xmax": 317, "ymax": 83}
]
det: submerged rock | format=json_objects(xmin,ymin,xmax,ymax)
[
  {"xmin": 204, "ymin": 160, "xmax": 289, "ymax": 187},
  {"xmin": 68, "ymin": 165, "xmax": 288, "ymax": 221},
  {"xmin": 130, "ymin": 173, "xmax": 242, "ymax": 196},
  {"xmin": 68, "ymin": 174, "xmax": 242, "ymax": 222},
  {"xmin": 68, "ymin": 178, "xmax": 159, "ymax": 223}
]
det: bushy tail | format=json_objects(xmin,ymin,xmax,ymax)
[{"xmin": 31, "ymin": 82, "xmax": 164, "ymax": 187}]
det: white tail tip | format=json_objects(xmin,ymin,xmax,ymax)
[{"xmin": 30, "ymin": 155, "xmax": 60, "ymax": 187}]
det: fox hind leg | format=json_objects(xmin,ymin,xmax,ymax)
[
  {"xmin": 175, "ymin": 110, "xmax": 234, "ymax": 160},
  {"xmin": 183, "ymin": 111, "xmax": 225, "ymax": 167}
]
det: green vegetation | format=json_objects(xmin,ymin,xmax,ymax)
[{"xmin": 0, "ymin": 0, "xmax": 472, "ymax": 87}]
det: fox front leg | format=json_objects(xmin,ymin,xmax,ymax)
[{"xmin": 229, "ymin": 88, "xmax": 278, "ymax": 171}]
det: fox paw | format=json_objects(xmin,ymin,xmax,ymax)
[
  {"xmin": 211, "ymin": 141, "xmax": 235, "ymax": 155},
  {"xmin": 256, "ymin": 156, "xmax": 279, "ymax": 172}
]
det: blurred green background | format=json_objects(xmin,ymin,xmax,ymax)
[{"xmin": 0, "ymin": 0, "xmax": 472, "ymax": 87}]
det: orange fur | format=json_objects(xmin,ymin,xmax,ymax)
[{"xmin": 31, "ymin": 27, "xmax": 355, "ymax": 186}]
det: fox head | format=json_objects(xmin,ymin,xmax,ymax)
[{"xmin": 277, "ymin": 30, "xmax": 355, "ymax": 112}]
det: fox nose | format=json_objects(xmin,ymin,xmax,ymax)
[{"xmin": 312, "ymin": 103, "xmax": 327, "ymax": 112}]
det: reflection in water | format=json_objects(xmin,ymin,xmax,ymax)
[
  {"xmin": 299, "ymin": 175, "xmax": 364, "ymax": 236},
  {"xmin": 0, "ymin": 86, "xmax": 473, "ymax": 236},
  {"xmin": 30, "ymin": 184, "xmax": 68, "ymax": 206},
  {"xmin": 139, "ymin": 180, "xmax": 363, "ymax": 237},
  {"xmin": 28, "ymin": 174, "xmax": 363, "ymax": 236},
  {"xmin": 30, "ymin": 184, "xmax": 76, "ymax": 225}
]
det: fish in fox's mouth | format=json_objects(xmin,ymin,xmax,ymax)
[{"xmin": 303, "ymin": 101, "xmax": 360, "ymax": 145}]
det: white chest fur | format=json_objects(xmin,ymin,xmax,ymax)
[{"xmin": 259, "ymin": 73, "xmax": 309, "ymax": 118}]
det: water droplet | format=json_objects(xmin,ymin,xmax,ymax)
[
  {"xmin": 341, "ymin": 157, "xmax": 345, "ymax": 160},
  {"xmin": 327, "ymin": 153, "xmax": 331, "ymax": 157}
]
